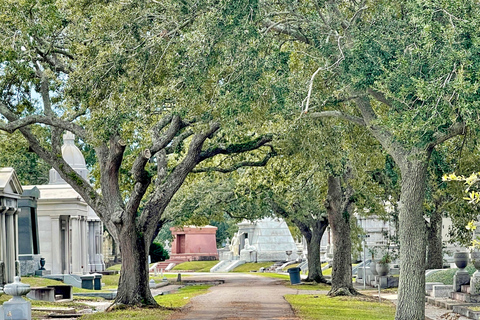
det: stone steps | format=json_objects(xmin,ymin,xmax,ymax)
[
  {"xmin": 462, "ymin": 284, "xmax": 471, "ymax": 294},
  {"xmin": 450, "ymin": 291, "xmax": 480, "ymax": 303}
]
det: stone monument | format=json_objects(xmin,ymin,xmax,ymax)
[
  {"xmin": 17, "ymin": 187, "xmax": 41, "ymax": 276},
  {"xmin": 24, "ymin": 132, "xmax": 105, "ymax": 275},
  {"xmin": 0, "ymin": 168, "xmax": 23, "ymax": 286},
  {"xmin": 236, "ymin": 217, "xmax": 298, "ymax": 262}
]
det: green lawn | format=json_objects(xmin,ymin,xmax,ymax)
[
  {"xmin": 79, "ymin": 284, "xmax": 212, "ymax": 320},
  {"xmin": 80, "ymin": 307, "xmax": 172, "ymax": 320},
  {"xmin": 231, "ymin": 262, "xmax": 275, "ymax": 272},
  {"xmin": 425, "ymin": 265, "xmax": 476, "ymax": 285},
  {"xmin": 286, "ymin": 294, "xmax": 396, "ymax": 320},
  {"xmin": 253, "ymin": 272, "xmax": 290, "ymax": 280},
  {"xmin": 171, "ymin": 261, "xmax": 219, "ymax": 272},
  {"xmin": 106, "ymin": 264, "xmax": 122, "ymax": 271},
  {"xmin": 283, "ymin": 263, "xmax": 300, "ymax": 271},
  {"xmin": 286, "ymin": 282, "xmax": 331, "ymax": 290},
  {"xmin": 155, "ymin": 285, "xmax": 212, "ymax": 308}
]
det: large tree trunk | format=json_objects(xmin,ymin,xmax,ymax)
[
  {"xmin": 325, "ymin": 175, "xmax": 357, "ymax": 296},
  {"xmin": 426, "ymin": 208, "xmax": 443, "ymax": 270},
  {"xmin": 112, "ymin": 224, "xmax": 156, "ymax": 307},
  {"xmin": 395, "ymin": 160, "xmax": 428, "ymax": 320},
  {"xmin": 305, "ymin": 221, "xmax": 328, "ymax": 283}
]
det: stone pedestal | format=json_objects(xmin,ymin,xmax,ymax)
[
  {"xmin": 1, "ymin": 276, "xmax": 31, "ymax": 320},
  {"xmin": 80, "ymin": 275, "xmax": 94, "ymax": 290},
  {"xmin": 240, "ymin": 250, "xmax": 257, "ymax": 262},
  {"xmin": 93, "ymin": 274, "xmax": 102, "ymax": 290},
  {"xmin": 454, "ymin": 270, "xmax": 470, "ymax": 292},
  {"xmin": 34, "ymin": 270, "xmax": 51, "ymax": 276},
  {"xmin": 471, "ymin": 271, "xmax": 480, "ymax": 295}
]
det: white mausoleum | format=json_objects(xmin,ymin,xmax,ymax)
[{"xmin": 24, "ymin": 132, "xmax": 104, "ymax": 275}]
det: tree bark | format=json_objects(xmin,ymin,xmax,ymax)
[
  {"xmin": 325, "ymin": 175, "xmax": 357, "ymax": 296},
  {"xmin": 305, "ymin": 221, "xmax": 328, "ymax": 283},
  {"xmin": 395, "ymin": 160, "xmax": 428, "ymax": 320},
  {"xmin": 426, "ymin": 208, "xmax": 443, "ymax": 270},
  {"xmin": 113, "ymin": 226, "xmax": 155, "ymax": 307}
]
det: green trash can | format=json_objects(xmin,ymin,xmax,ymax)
[{"xmin": 288, "ymin": 267, "xmax": 301, "ymax": 284}]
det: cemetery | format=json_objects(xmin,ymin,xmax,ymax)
[{"xmin": 4, "ymin": 1, "xmax": 480, "ymax": 320}]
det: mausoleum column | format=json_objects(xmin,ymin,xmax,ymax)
[
  {"xmin": 5, "ymin": 209, "xmax": 16, "ymax": 283},
  {"xmin": 14, "ymin": 209, "xmax": 19, "ymax": 269},
  {"xmin": 0, "ymin": 208, "xmax": 6, "ymax": 265},
  {"xmin": 81, "ymin": 217, "xmax": 88, "ymax": 274},
  {"xmin": 50, "ymin": 217, "xmax": 61, "ymax": 274},
  {"xmin": 71, "ymin": 216, "xmax": 81, "ymax": 274}
]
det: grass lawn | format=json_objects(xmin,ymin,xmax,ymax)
[
  {"xmin": 232, "ymin": 262, "xmax": 275, "ymax": 272},
  {"xmin": 425, "ymin": 265, "xmax": 476, "ymax": 285},
  {"xmin": 286, "ymin": 294, "xmax": 396, "ymax": 320},
  {"xmin": 79, "ymin": 307, "xmax": 172, "ymax": 320},
  {"xmin": 79, "ymin": 285, "xmax": 212, "ymax": 320},
  {"xmin": 106, "ymin": 264, "xmax": 122, "ymax": 271},
  {"xmin": 286, "ymin": 282, "xmax": 331, "ymax": 290},
  {"xmin": 171, "ymin": 261, "xmax": 219, "ymax": 272},
  {"xmin": 283, "ymin": 263, "xmax": 300, "ymax": 271},
  {"xmin": 155, "ymin": 284, "xmax": 212, "ymax": 308},
  {"xmin": 253, "ymin": 272, "xmax": 290, "ymax": 280}
]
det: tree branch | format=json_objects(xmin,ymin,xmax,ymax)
[
  {"xmin": 367, "ymin": 88, "xmax": 393, "ymax": 108},
  {"xmin": 307, "ymin": 110, "xmax": 365, "ymax": 126},
  {"xmin": 150, "ymin": 114, "xmax": 186, "ymax": 155},
  {"xmin": 198, "ymin": 134, "xmax": 273, "ymax": 161},
  {"xmin": 262, "ymin": 18, "xmax": 310, "ymax": 44},
  {"xmin": 428, "ymin": 122, "xmax": 466, "ymax": 150},
  {"xmin": 0, "ymin": 101, "xmax": 89, "ymax": 140},
  {"xmin": 193, "ymin": 145, "xmax": 277, "ymax": 173}
]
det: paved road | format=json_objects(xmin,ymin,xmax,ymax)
[{"xmin": 168, "ymin": 273, "xmax": 304, "ymax": 320}]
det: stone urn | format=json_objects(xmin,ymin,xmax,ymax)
[
  {"xmin": 376, "ymin": 263, "xmax": 389, "ymax": 276},
  {"xmin": 454, "ymin": 252, "xmax": 469, "ymax": 270},
  {"xmin": 471, "ymin": 251, "xmax": 480, "ymax": 270},
  {"xmin": 370, "ymin": 260, "xmax": 378, "ymax": 276},
  {"xmin": 3, "ymin": 276, "xmax": 31, "ymax": 297},
  {"xmin": 39, "ymin": 257, "xmax": 46, "ymax": 270}
]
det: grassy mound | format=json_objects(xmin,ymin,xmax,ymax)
[
  {"xmin": 286, "ymin": 294, "xmax": 396, "ymax": 320},
  {"xmin": 231, "ymin": 262, "xmax": 276, "ymax": 272},
  {"xmin": 426, "ymin": 265, "xmax": 476, "ymax": 285}
]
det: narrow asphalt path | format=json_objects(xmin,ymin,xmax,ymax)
[{"xmin": 167, "ymin": 273, "xmax": 310, "ymax": 320}]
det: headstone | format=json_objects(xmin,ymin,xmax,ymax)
[{"xmin": 149, "ymin": 279, "xmax": 156, "ymax": 289}]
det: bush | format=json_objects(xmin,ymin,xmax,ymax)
[{"xmin": 149, "ymin": 242, "xmax": 169, "ymax": 262}]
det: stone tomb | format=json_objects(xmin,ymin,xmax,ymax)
[
  {"xmin": 169, "ymin": 225, "xmax": 218, "ymax": 262},
  {"xmin": 24, "ymin": 132, "xmax": 105, "ymax": 276},
  {"xmin": 236, "ymin": 217, "xmax": 298, "ymax": 262},
  {"xmin": 18, "ymin": 187, "xmax": 41, "ymax": 276},
  {"xmin": 0, "ymin": 168, "xmax": 23, "ymax": 286}
]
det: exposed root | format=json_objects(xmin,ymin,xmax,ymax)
[
  {"xmin": 327, "ymin": 287, "xmax": 359, "ymax": 297},
  {"xmin": 105, "ymin": 301, "xmax": 170, "ymax": 312}
]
